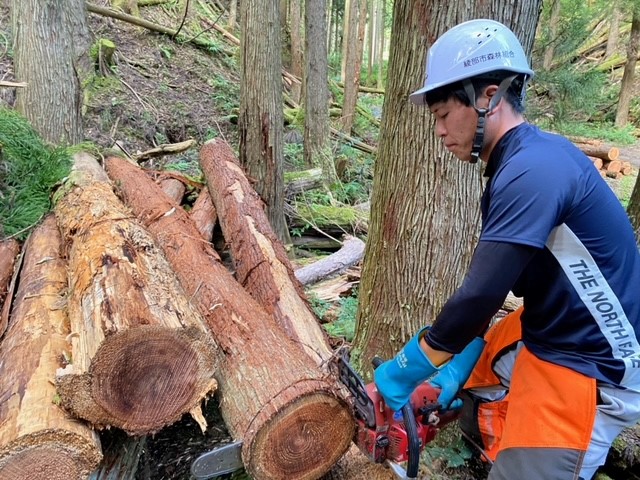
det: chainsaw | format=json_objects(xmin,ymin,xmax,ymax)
[
  {"xmin": 190, "ymin": 348, "xmax": 459, "ymax": 479},
  {"xmin": 334, "ymin": 347, "xmax": 460, "ymax": 479}
]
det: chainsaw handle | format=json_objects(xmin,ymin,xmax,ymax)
[{"xmin": 371, "ymin": 356, "xmax": 420, "ymax": 479}]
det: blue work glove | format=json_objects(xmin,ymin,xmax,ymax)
[
  {"xmin": 374, "ymin": 328, "xmax": 439, "ymax": 412},
  {"xmin": 430, "ymin": 337, "xmax": 486, "ymax": 410}
]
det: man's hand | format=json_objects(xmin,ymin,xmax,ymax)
[
  {"xmin": 374, "ymin": 328, "xmax": 439, "ymax": 412},
  {"xmin": 430, "ymin": 337, "xmax": 486, "ymax": 409}
]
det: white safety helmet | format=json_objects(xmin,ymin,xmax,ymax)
[{"xmin": 409, "ymin": 19, "xmax": 534, "ymax": 105}]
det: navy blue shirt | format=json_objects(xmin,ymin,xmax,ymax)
[{"xmin": 428, "ymin": 123, "xmax": 640, "ymax": 389}]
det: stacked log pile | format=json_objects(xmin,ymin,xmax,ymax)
[
  {"xmin": 0, "ymin": 143, "xmax": 356, "ymax": 480},
  {"xmin": 572, "ymin": 138, "xmax": 636, "ymax": 179}
]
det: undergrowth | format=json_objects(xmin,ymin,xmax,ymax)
[{"xmin": 0, "ymin": 108, "xmax": 72, "ymax": 240}]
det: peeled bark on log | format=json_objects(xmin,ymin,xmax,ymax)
[
  {"xmin": 104, "ymin": 155, "xmax": 354, "ymax": 480},
  {"xmin": 53, "ymin": 153, "xmax": 219, "ymax": 435},
  {"xmin": 0, "ymin": 239, "xmax": 20, "ymax": 335},
  {"xmin": 295, "ymin": 236, "xmax": 365, "ymax": 286},
  {"xmin": 292, "ymin": 235, "xmax": 343, "ymax": 251},
  {"xmin": 574, "ymin": 142, "xmax": 620, "ymax": 161},
  {"xmin": 200, "ymin": 140, "xmax": 333, "ymax": 364},
  {"xmin": 0, "ymin": 215, "xmax": 102, "ymax": 480},
  {"xmin": 189, "ymin": 187, "xmax": 217, "ymax": 241}
]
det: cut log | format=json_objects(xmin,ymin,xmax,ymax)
[
  {"xmin": 0, "ymin": 215, "xmax": 102, "ymax": 480},
  {"xmin": 0, "ymin": 239, "xmax": 20, "ymax": 334},
  {"xmin": 604, "ymin": 160, "xmax": 622, "ymax": 174},
  {"xmin": 295, "ymin": 235, "xmax": 365, "ymax": 286},
  {"xmin": 606, "ymin": 171, "xmax": 623, "ymax": 180},
  {"xmin": 574, "ymin": 142, "xmax": 620, "ymax": 161},
  {"xmin": 588, "ymin": 156, "xmax": 603, "ymax": 170},
  {"xmin": 104, "ymin": 155, "xmax": 354, "ymax": 480},
  {"xmin": 189, "ymin": 187, "xmax": 217, "ymax": 241},
  {"xmin": 53, "ymin": 153, "xmax": 219, "ymax": 435},
  {"xmin": 0, "ymin": 239, "xmax": 23, "ymax": 338},
  {"xmin": 200, "ymin": 140, "xmax": 334, "ymax": 364}
]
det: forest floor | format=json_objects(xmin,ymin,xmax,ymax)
[{"xmin": 1, "ymin": 2, "xmax": 639, "ymax": 480}]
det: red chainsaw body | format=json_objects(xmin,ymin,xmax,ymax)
[{"xmin": 354, "ymin": 381, "xmax": 458, "ymax": 464}]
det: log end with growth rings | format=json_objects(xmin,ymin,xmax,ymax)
[
  {"xmin": 58, "ymin": 326, "xmax": 219, "ymax": 435},
  {"xmin": 0, "ymin": 432, "xmax": 102, "ymax": 480},
  {"xmin": 247, "ymin": 390, "xmax": 355, "ymax": 480}
]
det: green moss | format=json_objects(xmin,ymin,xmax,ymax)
[
  {"xmin": 295, "ymin": 203, "xmax": 367, "ymax": 228},
  {"xmin": 0, "ymin": 108, "xmax": 72, "ymax": 239}
]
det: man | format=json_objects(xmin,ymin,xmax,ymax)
[{"xmin": 374, "ymin": 19, "xmax": 640, "ymax": 480}]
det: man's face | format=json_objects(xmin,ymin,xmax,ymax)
[{"xmin": 429, "ymin": 98, "xmax": 478, "ymax": 162}]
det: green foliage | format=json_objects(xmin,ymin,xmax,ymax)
[
  {"xmin": 422, "ymin": 432, "xmax": 474, "ymax": 470},
  {"xmin": 0, "ymin": 108, "xmax": 72, "ymax": 239},
  {"xmin": 324, "ymin": 294, "xmax": 358, "ymax": 342},
  {"xmin": 533, "ymin": 67, "xmax": 608, "ymax": 124},
  {"xmin": 538, "ymin": 120, "xmax": 637, "ymax": 146},
  {"xmin": 208, "ymin": 73, "xmax": 239, "ymax": 113},
  {"xmin": 618, "ymin": 172, "xmax": 637, "ymax": 210},
  {"xmin": 308, "ymin": 293, "xmax": 331, "ymax": 320}
]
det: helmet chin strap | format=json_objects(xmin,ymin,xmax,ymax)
[{"xmin": 463, "ymin": 75, "xmax": 517, "ymax": 164}]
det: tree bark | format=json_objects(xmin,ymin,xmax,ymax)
[
  {"xmin": 11, "ymin": 0, "xmax": 90, "ymax": 144},
  {"xmin": 0, "ymin": 215, "xmax": 102, "ymax": 480},
  {"xmin": 604, "ymin": 0, "xmax": 621, "ymax": 59},
  {"xmin": 574, "ymin": 142, "xmax": 620, "ymax": 161},
  {"xmin": 340, "ymin": 0, "xmax": 367, "ymax": 134},
  {"xmin": 352, "ymin": 0, "xmax": 542, "ymax": 371},
  {"xmin": 289, "ymin": 0, "xmax": 303, "ymax": 103},
  {"xmin": 53, "ymin": 153, "xmax": 219, "ymax": 435},
  {"xmin": 542, "ymin": 0, "xmax": 561, "ymax": 70},
  {"xmin": 628, "ymin": 173, "xmax": 640, "ymax": 246},
  {"xmin": 200, "ymin": 139, "xmax": 334, "ymax": 364},
  {"xmin": 104, "ymin": 155, "xmax": 354, "ymax": 480},
  {"xmin": 239, "ymin": 0, "xmax": 290, "ymax": 244},
  {"xmin": 615, "ymin": 5, "xmax": 640, "ymax": 127},
  {"xmin": 304, "ymin": 0, "xmax": 337, "ymax": 185},
  {"xmin": 189, "ymin": 187, "xmax": 217, "ymax": 241},
  {"xmin": 0, "ymin": 239, "xmax": 20, "ymax": 328},
  {"xmin": 295, "ymin": 235, "xmax": 365, "ymax": 286}
]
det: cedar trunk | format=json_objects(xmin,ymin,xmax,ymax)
[
  {"xmin": 104, "ymin": 155, "xmax": 354, "ymax": 480},
  {"xmin": 53, "ymin": 154, "xmax": 219, "ymax": 435},
  {"xmin": 199, "ymin": 139, "xmax": 333, "ymax": 364},
  {"xmin": 0, "ymin": 215, "xmax": 102, "ymax": 480}
]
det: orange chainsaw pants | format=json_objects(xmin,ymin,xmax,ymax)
[{"xmin": 461, "ymin": 307, "xmax": 640, "ymax": 480}]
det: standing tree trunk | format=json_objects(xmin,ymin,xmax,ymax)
[
  {"xmin": 239, "ymin": 0, "xmax": 290, "ymax": 244},
  {"xmin": 542, "ymin": 0, "xmax": 561, "ymax": 70},
  {"xmin": 11, "ymin": 0, "xmax": 91, "ymax": 144},
  {"xmin": 376, "ymin": 0, "xmax": 385, "ymax": 90},
  {"xmin": 340, "ymin": 0, "xmax": 367, "ymax": 134},
  {"xmin": 605, "ymin": 0, "xmax": 621, "ymax": 59},
  {"xmin": 352, "ymin": 0, "xmax": 542, "ymax": 373},
  {"xmin": 615, "ymin": 5, "xmax": 640, "ymax": 127},
  {"xmin": 228, "ymin": 0, "xmax": 237, "ymax": 29},
  {"xmin": 289, "ymin": 0, "xmax": 303, "ymax": 103},
  {"xmin": 0, "ymin": 215, "xmax": 102, "ymax": 480},
  {"xmin": 303, "ymin": 0, "xmax": 337, "ymax": 185}
]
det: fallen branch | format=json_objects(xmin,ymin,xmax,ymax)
[
  {"xmin": 0, "ymin": 81, "xmax": 27, "ymax": 88},
  {"xmin": 132, "ymin": 139, "xmax": 196, "ymax": 161},
  {"xmin": 295, "ymin": 235, "xmax": 365, "ymax": 286}
]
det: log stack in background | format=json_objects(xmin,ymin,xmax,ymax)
[{"xmin": 572, "ymin": 138, "xmax": 635, "ymax": 179}]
